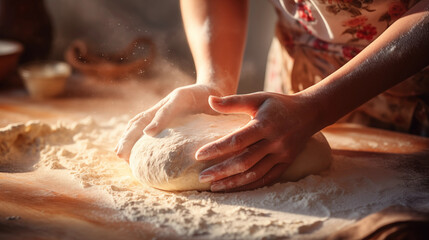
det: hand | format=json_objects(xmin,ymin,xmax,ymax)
[
  {"xmin": 115, "ymin": 84, "xmax": 222, "ymax": 162},
  {"xmin": 195, "ymin": 92, "xmax": 320, "ymax": 192}
]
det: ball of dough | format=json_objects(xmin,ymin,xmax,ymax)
[{"xmin": 129, "ymin": 114, "xmax": 332, "ymax": 191}]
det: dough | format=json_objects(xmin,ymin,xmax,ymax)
[{"xmin": 129, "ymin": 114, "xmax": 332, "ymax": 191}]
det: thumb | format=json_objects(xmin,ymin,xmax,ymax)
[{"xmin": 208, "ymin": 93, "xmax": 265, "ymax": 117}]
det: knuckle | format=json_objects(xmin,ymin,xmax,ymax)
[
  {"xmin": 233, "ymin": 156, "xmax": 253, "ymax": 172},
  {"xmin": 220, "ymin": 159, "xmax": 244, "ymax": 175},
  {"xmin": 242, "ymin": 161, "xmax": 254, "ymax": 171},
  {"xmin": 263, "ymin": 96, "xmax": 280, "ymax": 106},
  {"xmin": 224, "ymin": 180, "xmax": 236, "ymax": 189},
  {"xmin": 156, "ymin": 106, "xmax": 171, "ymax": 119},
  {"xmin": 243, "ymin": 171, "xmax": 258, "ymax": 181},
  {"xmin": 136, "ymin": 111, "xmax": 147, "ymax": 119},
  {"xmin": 127, "ymin": 121, "xmax": 140, "ymax": 131},
  {"xmin": 230, "ymin": 135, "xmax": 244, "ymax": 148},
  {"xmin": 128, "ymin": 112, "xmax": 147, "ymax": 127},
  {"xmin": 172, "ymin": 87, "xmax": 187, "ymax": 98},
  {"xmin": 134, "ymin": 115, "xmax": 149, "ymax": 126},
  {"xmin": 130, "ymin": 112, "xmax": 144, "ymax": 122},
  {"xmin": 126, "ymin": 119, "xmax": 135, "ymax": 128},
  {"xmin": 253, "ymin": 119, "xmax": 274, "ymax": 134},
  {"xmin": 270, "ymin": 140, "xmax": 284, "ymax": 152}
]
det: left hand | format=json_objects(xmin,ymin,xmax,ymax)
[
  {"xmin": 195, "ymin": 92, "xmax": 320, "ymax": 192},
  {"xmin": 115, "ymin": 84, "xmax": 222, "ymax": 162}
]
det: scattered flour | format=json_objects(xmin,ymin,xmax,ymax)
[{"xmin": 1, "ymin": 117, "xmax": 428, "ymax": 239}]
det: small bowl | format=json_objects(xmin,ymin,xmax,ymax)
[
  {"xmin": 19, "ymin": 61, "xmax": 71, "ymax": 99},
  {"xmin": 0, "ymin": 40, "xmax": 23, "ymax": 81}
]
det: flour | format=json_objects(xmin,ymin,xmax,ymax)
[{"xmin": 1, "ymin": 118, "xmax": 428, "ymax": 239}]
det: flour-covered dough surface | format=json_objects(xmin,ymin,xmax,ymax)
[{"xmin": 129, "ymin": 114, "xmax": 332, "ymax": 191}]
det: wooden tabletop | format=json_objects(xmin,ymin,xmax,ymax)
[{"xmin": 1, "ymin": 76, "xmax": 428, "ymax": 239}]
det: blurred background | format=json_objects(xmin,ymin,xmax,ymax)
[
  {"xmin": 0, "ymin": 0, "xmax": 276, "ymax": 94},
  {"xmin": 46, "ymin": 0, "xmax": 276, "ymax": 93}
]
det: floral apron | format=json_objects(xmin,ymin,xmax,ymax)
[{"xmin": 265, "ymin": 0, "xmax": 429, "ymax": 136}]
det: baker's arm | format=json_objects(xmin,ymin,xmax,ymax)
[
  {"xmin": 115, "ymin": 0, "xmax": 248, "ymax": 161},
  {"xmin": 304, "ymin": 0, "xmax": 429, "ymax": 133},
  {"xmin": 195, "ymin": 0, "xmax": 429, "ymax": 191},
  {"xmin": 181, "ymin": 0, "xmax": 248, "ymax": 96}
]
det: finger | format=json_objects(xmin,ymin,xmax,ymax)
[
  {"xmin": 199, "ymin": 140, "xmax": 272, "ymax": 183},
  {"xmin": 226, "ymin": 163, "xmax": 289, "ymax": 192},
  {"xmin": 195, "ymin": 118, "xmax": 265, "ymax": 161},
  {"xmin": 116, "ymin": 122, "xmax": 147, "ymax": 162},
  {"xmin": 208, "ymin": 93, "xmax": 265, "ymax": 117},
  {"xmin": 210, "ymin": 154, "xmax": 286, "ymax": 192},
  {"xmin": 116, "ymin": 111, "xmax": 156, "ymax": 161},
  {"xmin": 125, "ymin": 97, "xmax": 167, "ymax": 131},
  {"xmin": 143, "ymin": 98, "xmax": 184, "ymax": 136},
  {"xmin": 125, "ymin": 112, "xmax": 147, "ymax": 132}
]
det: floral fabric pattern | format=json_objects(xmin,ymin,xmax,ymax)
[
  {"xmin": 266, "ymin": 0, "xmax": 429, "ymax": 135},
  {"xmin": 321, "ymin": 0, "xmax": 375, "ymax": 17},
  {"xmin": 317, "ymin": 0, "xmax": 414, "ymax": 43},
  {"xmin": 342, "ymin": 45, "xmax": 361, "ymax": 60},
  {"xmin": 379, "ymin": 0, "xmax": 409, "ymax": 26},
  {"xmin": 298, "ymin": 1, "xmax": 316, "ymax": 22},
  {"xmin": 272, "ymin": 0, "xmax": 418, "ymax": 44},
  {"xmin": 342, "ymin": 16, "xmax": 377, "ymax": 42}
]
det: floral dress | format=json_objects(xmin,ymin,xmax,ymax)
[{"xmin": 265, "ymin": 0, "xmax": 429, "ymax": 136}]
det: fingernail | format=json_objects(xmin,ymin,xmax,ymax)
[
  {"xmin": 195, "ymin": 150, "xmax": 209, "ymax": 160},
  {"xmin": 210, "ymin": 96, "xmax": 224, "ymax": 105},
  {"xmin": 199, "ymin": 174, "xmax": 214, "ymax": 183},
  {"xmin": 143, "ymin": 124, "xmax": 156, "ymax": 136},
  {"xmin": 115, "ymin": 144, "xmax": 123, "ymax": 155},
  {"xmin": 211, "ymin": 182, "xmax": 226, "ymax": 192}
]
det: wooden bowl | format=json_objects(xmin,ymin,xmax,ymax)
[
  {"xmin": 65, "ymin": 37, "xmax": 156, "ymax": 79},
  {"xmin": 0, "ymin": 40, "xmax": 23, "ymax": 81}
]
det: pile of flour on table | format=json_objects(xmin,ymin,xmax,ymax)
[{"xmin": 1, "ymin": 117, "xmax": 428, "ymax": 239}]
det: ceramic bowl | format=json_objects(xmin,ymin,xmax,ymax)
[
  {"xmin": 19, "ymin": 61, "xmax": 71, "ymax": 99},
  {"xmin": 0, "ymin": 40, "xmax": 23, "ymax": 81}
]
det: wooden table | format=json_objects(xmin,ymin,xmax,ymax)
[{"xmin": 1, "ymin": 77, "xmax": 428, "ymax": 239}]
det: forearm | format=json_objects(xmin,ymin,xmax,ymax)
[
  {"xmin": 180, "ymin": 0, "xmax": 248, "ymax": 95},
  {"xmin": 301, "ymin": 0, "xmax": 429, "ymax": 132}
]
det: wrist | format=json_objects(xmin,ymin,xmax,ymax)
[
  {"xmin": 196, "ymin": 73, "xmax": 238, "ymax": 96},
  {"xmin": 294, "ymin": 89, "xmax": 330, "ymax": 133}
]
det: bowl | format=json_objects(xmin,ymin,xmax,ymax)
[
  {"xmin": 19, "ymin": 61, "xmax": 71, "ymax": 99},
  {"xmin": 0, "ymin": 40, "xmax": 23, "ymax": 81},
  {"xmin": 64, "ymin": 37, "xmax": 156, "ymax": 79}
]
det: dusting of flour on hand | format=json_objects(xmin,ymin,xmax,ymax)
[{"xmin": 1, "ymin": 117, "xmax": 428, "ymax": 239}]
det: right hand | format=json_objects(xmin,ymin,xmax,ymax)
[
  {"xmin": 115, "ymin": 84, "xmax": 222, "ymax": 162},
  {"xmin": 195, "ymin": 92, "xmax": 319, "ymax": 192}
]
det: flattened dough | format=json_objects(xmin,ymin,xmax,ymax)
[{"xmin": 129, "ymin": 114, "xmax": 332, "ymax": 191}]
